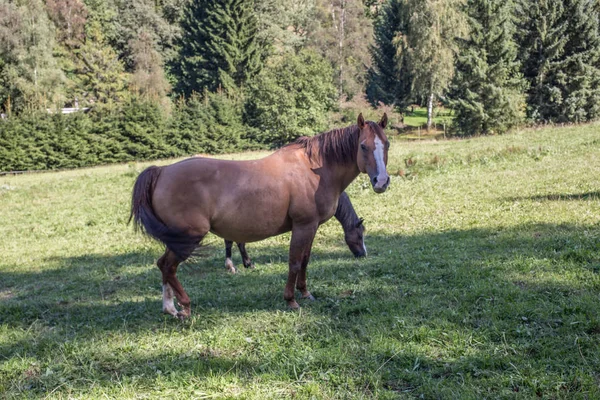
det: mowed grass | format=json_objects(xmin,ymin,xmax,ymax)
[
  {"xmin": 402, "ymin": 107, "xmax": 453, "ymax": 128},
  {"xmin": 1, "ymin": 123, "xmax": 600, "ymax": 399}
]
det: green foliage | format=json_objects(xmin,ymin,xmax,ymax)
[
  {"xmin": 174, "ymin": 0, "xmax": 263, "ymax": 95},
  {"xmin": 244, "ymin": 50, "xmax": 337, "ymax": 146},
  {"xmin": 449, "ymin": 0, "xmax": 526, "ymax": 135},
  {"xmin": 169, "ymin": 91, "xmax": 257, "ymax": 155},
  {"xmin": 0, "ymin": 0, "xmax": 65, "ymax": 114},
  {"xmin": 366, "ymin": 0, "xmax": 412, "ymax": 108},
  {"xmin": 516, "ymin": 0, "xmax": 600, "ymax": 123},
  {"xmin": 0, "ymin": 94, "xmax": 264, "ymax": 172},
  {"xmin": 310, "ymin": 0, "xmax": 374, "ymax": 100},
  {"xmin": 111, "ymin": 0, "xmax": 181, "ymax": 71},
  {"xmin": 0, "ymin": 112, "xmax": 95, "ymax": 170},
  {"xmin": 254, "ymin": 0, "xmax": 318, "ymax": 54},
  {"xmin": 75, "ymin": 20, "xmax": 130, "ymax": 106}
]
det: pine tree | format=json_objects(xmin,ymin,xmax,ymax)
[
  {"xmin": 366, "ymin": 0, "xmax": 412, "ymax": 108},
  {"xmin": 516, "ymin": 0, "xmax": 600, "ymax": 122},
  {"xmin": 75, "ymin": 20, "xmax": 130, "ymax": 105},
  {"xmin": 174, "ymin": 0, "xmax": 263, "ymax": 96},
  {"xmin": 449, "ymin": 0, "xmax": 526, "ymax": 135}
]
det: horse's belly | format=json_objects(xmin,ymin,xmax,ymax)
[{"xmin": 210, "ymin": 213, "xmax": 292, "ymax": 243}]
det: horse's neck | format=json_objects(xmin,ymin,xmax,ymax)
[
  {"xmin": 335, "ymin": 195, "xmax": 358, "ymax": 231},
  {"xmin": 325, "ymin": 162, "xmax": 360, "ymax": 195}
]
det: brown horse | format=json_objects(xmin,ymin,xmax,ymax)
[
  {"xmin": 130, "ymin": 113, "xmax": 390, "ymax": 319},
  {"xmin": 223, "ymin": 191, "xmax": 366, "ymax": 273}
]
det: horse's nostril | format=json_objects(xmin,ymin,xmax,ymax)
[{"xmin": 372, "ymin": 176, "xmax": 378, "ymax": 184}]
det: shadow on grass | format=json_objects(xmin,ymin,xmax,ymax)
[
  {"xmin": 2, "ymin": 222, "xmax": 600, "ymax": 396},
  {"xmin": 505, "ymin": 191, "xmax": 600, "ymax": 202}
]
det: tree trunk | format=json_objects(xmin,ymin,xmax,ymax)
[
  {"xmin": 331, "ymin": 0, "xmax": 346, "ymax": 99},
  {"xmin": 427, "ymin": 92, "xmax": 434, "ymax": 131}
]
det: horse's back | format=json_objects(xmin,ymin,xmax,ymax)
[{"xmin": 150, "ymin": 154, "xmax": 316, "ymax": 243}]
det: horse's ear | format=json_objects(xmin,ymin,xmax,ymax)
[
  {"xmin": 357, "ymin": 113, "xmax": 365, "ymax": 129},
  {"xmin": 379, "ymin": 113, "xmax": 388, "ymax": 129},
  {"xmin": 356, "ymin": 217, "xmax": 364, "ymax": 228}
]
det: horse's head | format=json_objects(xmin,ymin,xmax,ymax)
[
  {"xmin": 345, "ymin": 217, "xmax": 366, "ymax": 258},
  {"xmin": 356, "ymin": 113, "xmax": 390, "ymax": 193}
]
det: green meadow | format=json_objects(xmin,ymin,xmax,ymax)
[{"xmin": 1, "ymin": 123, "xmax": 599, "ymax": 399}]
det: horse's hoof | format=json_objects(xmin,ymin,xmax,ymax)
[
  {"xmin": 225, "ymin": 260, "xmax": 237, "ymax": 274},
  {"xmin": 245, "ymin": 263, "xmax": 255, "ymax": 269},
  {"xmin": 176, "ymin": 304, "xmax": 191, "ymax": 320},
  {"xmin": 176, "ymin": 309, "xmax": 191, "ymax": 320},
  {"xmin": 302, "ymin": 293, "xmax": 316, "ymax": 301},
  {"xmin": 163, "ymin": 308, "xmax": 178, "ymax": 317},
  {"xmin": 287, "ymin": 300, "xmax": 300, "ymax": 310},
  {"xmin": 176, "ymin": 312, "xmax": 188, "ymax": 321}
]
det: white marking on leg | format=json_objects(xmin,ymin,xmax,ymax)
[
  {"xmin": 225, "ymin": 258, "xmax": 237, "ymax": 273},
  {"xmin": 162, "ymin": 283, "xmax": 178, "ymax": 316},
  {"xmin": 362, "ymin": 241, "xmax": 368, "ymax": 256}
]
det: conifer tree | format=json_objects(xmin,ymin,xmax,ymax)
[
  {"xmin": 174, "ymin": 0, "xmax": 263, "ymax": 96},
  {"xmin": 449, "ymin": 0, "xmax": 526, "ymax": 135},
  {"xmin": 516, "ymin": 0, "xmax": 600, "ymax": 122},
  {"xmin": 366, "ymin": 0, "xmax": 412, "ymax": 108}
]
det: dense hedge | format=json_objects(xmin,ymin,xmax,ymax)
[
  {"xmin": 0, "ymin": 49, "xmax": 337, "ymax": 172},
  {"xmin": 0, "ymin": 95, "xmax": 263, "ymax": 172}
]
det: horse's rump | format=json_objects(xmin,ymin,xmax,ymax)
[{"xmin": 130, "ymin": 165, "xmax": 204, "ymax": 261}]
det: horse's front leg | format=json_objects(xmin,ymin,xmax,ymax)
[
  {"xmin": 285, "ymin": 224, "xmax": 318, "ymax": 309},
  {"xmin": 224, "ymin": 240, "xmax": 237, "ymax": 273}
]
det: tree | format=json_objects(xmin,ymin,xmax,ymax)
[
  {"xmin": 366, "ymin": 0, "xmax": 412, "ymax": 108},
  {"xmin": 73, "ymin": 19, "xmax": 129, "ymax": 105},
  {"xmin": 400, "ymin": 0, "xmax": 467, "ymax": 130},
  {"xmin": 309, "ymin": 0, "xmax": 374, "ymax": 100},
  {"xmin": 129, "ymin": 30, "xmax": 171, "ymax": 102},
  {"xmin": 0, "ymin": 0, "xmax": 65, "ymax": 114},
  {"xmin": 174, "ymin": 0, "xmax": 263, "ymax": 96},
  {"xmin": 244, "ymin": 50, "xmax": 337, "ymax": 146},
  {"xmin": 516, "ymin": 0, "xmax": 600, "ymax": 122},
  {"xmin": 46, "ymin": 0, "xmax": 88, "ymax": 47},
  {"xmin": 449, "ymin": 0, "xmax": 526, "ymax": 135},
  {"xmin": 111, "ymin": 0, "xmax": 182, "ymax": 70},
  {"xmin": 254, "ymin": 0, "xmax": 319, "ymax": 53}
]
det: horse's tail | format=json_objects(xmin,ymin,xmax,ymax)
[{"xmin": 129, "ymin": 166, "xmax": 204, "ymax": 261}]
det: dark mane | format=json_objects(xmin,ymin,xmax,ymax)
[
  {"xmin": 335, "ymin": 192, "xmax": 362, "ymax": 232},
  {"xmin": 290, "ymin": 123, "xmax": 363, "ymax": 164}
]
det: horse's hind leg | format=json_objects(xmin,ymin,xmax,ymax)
[
  {"xmin": 224, "ymin": 240, "xmax": 237, "ymax": 273},
  {"xmin": 237, "ymin": 243, "xmax": 254, "ymax": 269},
  {"xmin": 157, "ymin": 249, "xmax": 192, "ymax": 319}
]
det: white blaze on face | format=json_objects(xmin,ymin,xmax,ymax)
[{"xmin": 373, "ymin": 136, "xmax": 388, "ymax": 185}]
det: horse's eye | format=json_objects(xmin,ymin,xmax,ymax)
[
  {"xmin": 360, "ymin": 144, "xmax": 368, "ymax": 151},
  {"xmin": 385, "ymin": 141, "xmax": 390, "ymax": 149}
]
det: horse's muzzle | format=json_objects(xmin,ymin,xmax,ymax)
[{"xmin": 372, "ymin": 175, "xmax": 390, "ymax": 193}]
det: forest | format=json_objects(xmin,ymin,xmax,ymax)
[{"xmin": 0, "ymin": 0, "xmax": 599, "ymax": 171}]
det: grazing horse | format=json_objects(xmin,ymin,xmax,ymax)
[
  {"xmin": 223, "ymin": 191, "xmax": 366, "ymax": 273},
  {"xmin": 130, "ymin": 113, "xmax": 390, "ymax": 319}
]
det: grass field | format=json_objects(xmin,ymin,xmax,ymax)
[{"xmin": 1, "ymin": 122, "xmax": 600, "ymax": 399}]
